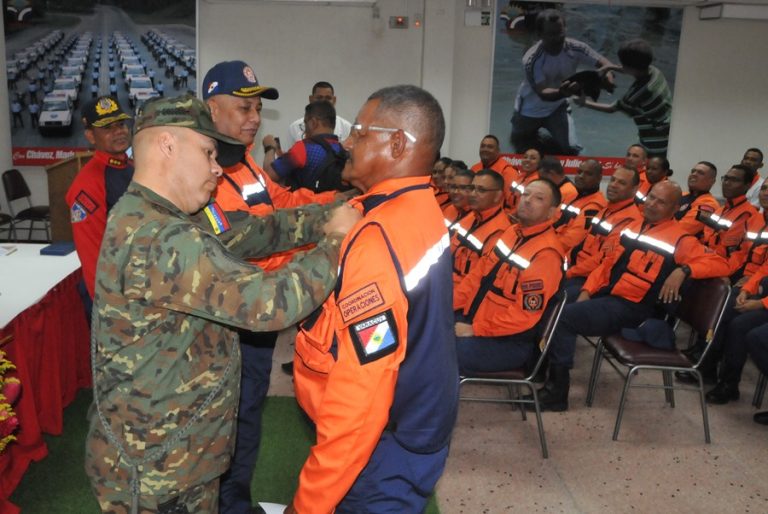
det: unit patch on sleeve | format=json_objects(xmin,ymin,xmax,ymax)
[
  {"xmin": 203, "ymin": 201, "xmax": 231, "ymax": 234},
  {"xmin": 75, "ymin": 190, "xmax": 98, "ymax": 213},
  {"xmin": 349, "ymin": 310, "xmax": 399, "ymax": 365},
  {"xmin": 70, "ymin": 202, "xmax": 88, "ymax": 223},
  {"xmin": 521, "ymin": 279, "xmax": 544, "ymax": 292},
  {"xmin": 338, "ymin": 282, "xmax": 385, "ymax": 324},
  {"xmin": 523, "ymin": 292, "xmax": 544, "ymax": 311}
]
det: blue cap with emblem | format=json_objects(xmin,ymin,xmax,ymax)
[{"xmin": 202, "ymin": 61, "xmax": 279, "ymax": 101}]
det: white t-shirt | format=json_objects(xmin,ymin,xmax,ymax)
[
  {"xmin": 286, "ymin": 115, "xmax": 352, "ymax": 147},
  {"xmin": 514, "ymin": 38, "xmax": 603, "ymax": 118},
  {"xmin": 746, "ymin": 173, "xmax": 764, "ymax": 208}
]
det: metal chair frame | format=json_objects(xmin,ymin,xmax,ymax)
[
  {"xmin": 459, "ymin": 290, "xmax": 567, "ymax": 458},
  {"xmin": 753, "ymin": 372, "xmax": 766, "ymax": 409},
  {"xmin": 585, "ymin": 278, "xmax": 731, "ymax": 444},
  {"xmin": 2, "ymin": 168, "xmax": 50, "ymax": 241}
]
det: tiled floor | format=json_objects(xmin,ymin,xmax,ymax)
[{"xmin": 270, "ymin": 329, "xmax": 768, "ymax": 514}]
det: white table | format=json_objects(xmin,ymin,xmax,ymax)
[{"xmin": 0, "ymin": 243, "xmax": 81, "ymax": 327}]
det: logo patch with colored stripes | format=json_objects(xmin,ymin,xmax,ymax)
[
  {"xmin": 203, "ymin": 201, "xmax": 231, "ymax": 234},
  {"xmin": 349, "ymin": 310, "xmax": 399, "ymax": 364}
]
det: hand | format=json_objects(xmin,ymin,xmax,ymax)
[
  {"xmin": 659, "ymin": 268, "xmax": 686, "ymax": 304},
  {"xmin": 455, "ymin": 322, "xmax": 474, "ymax": 337},
  {"xmin": 283, "ymin": 502, "xmax": 298, "ymax": 514},
  {"xmin": 735, "ymin": 289, "xmax": 749, "ymax": 307},
  {"xmin": 734, "ymin": 276, "xmax": 748, "ymax": 288},
  {"xmin": 323, "ymin": 203, "xmax": 362, "ymax": 237},
  {"xmin": 558, "ymin": 80, "xmax": 580, "ymax": 98},
  {"xmin": 735, "ymin": 298, "xmax": 764, "ymax": 313},
  {"xmin": 576, "ymin": 290, "xmax": 591, "ymax": 303},
  {"xmin": 262, "ymin": 134, "xmax": 277, "ymax": 148}
]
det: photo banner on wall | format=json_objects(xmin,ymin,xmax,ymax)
[
  {"xmin": 491, "ymin": 1, "xmax": 682, "ymax": 173},
  {"xmin": 4, "ymin": 1, "xmax": 196, "ymax": 166}
]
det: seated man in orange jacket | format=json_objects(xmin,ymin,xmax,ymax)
[
  {"xmin": 536, "ymin": 181, "xmax": 730, "ymax": 411},
  {"xmin": 675, "ymin": 161, "xmax": 720, "ymax": 238},
  {"xmin": 450, "ymin": 169, "xmax": 511, "ymax": 287},
  {"xmin": 553, "ymin": 158, "xmax": 607, "ymax": 250},
  {"xmin": 287, "ymin": 85, "xmax": 458, "ymax": 514},
  {"xmin": 453, "ymin": 179, "xmax": 565, "ymax": 374}
]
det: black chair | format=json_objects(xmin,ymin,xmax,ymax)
[
  {"xmin": 586, "ymin": 278, "xmax": 731, "ymax": 443},
  {"xmin": 754, "ymin": 372, "xmax": 766, "ymax": 409},
  {"xmin": 2, "ymin": 169, "xmax": 50, "ymax": 241},
  {"xmin": 0, "ymin": 208, "xmax": 13, "ymax": 240},
  {"xmin": 459, "ymin": 290, "xmax": 567, "ymax": 458}
]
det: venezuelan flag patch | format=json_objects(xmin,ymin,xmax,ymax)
[
  {"xmin": 349, "ymin": 310, "xmax": 399, "ymax": 364},
  {"xmin": 203, "ymin": 201, "xmax": 231, "ymax": 234}
]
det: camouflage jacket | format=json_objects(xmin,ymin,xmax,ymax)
[{"xmin": 85, "ymin": 182, "xmax": 342, "ymax": 498}]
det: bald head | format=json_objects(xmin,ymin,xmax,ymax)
[{"xmin": 643, "ymin": 180, "xmax": 682, "ymax": 224}]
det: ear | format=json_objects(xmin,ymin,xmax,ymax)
[
  {"xmin": 389, "ymin": 129, "xmax": 407, "ymax": 159},
  {"xmin": 207, "ymin": 99, "xmax": 219, "ymax": 122},
  {"xmin": 83, "ymin": 124, "xmax": 96, "ymax": 145},
  {"xmin": 158, "ymin": 130, "xmax": 175, "ymax": 158}
]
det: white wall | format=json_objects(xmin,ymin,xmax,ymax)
[{"xmin": 3, "ymin": 1, "xmax": 768, "ymax": 206}]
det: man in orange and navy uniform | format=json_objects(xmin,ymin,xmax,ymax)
[
  {"xmin": 537, "ymin": 181, "xmax": 730, "ymax": 411},
  {"xmin": 507, "ymin": 147, "xmax": 542, "ymax": 216},
  {"xmin": 563, "ymin": 165, "xmax": 642, "ymax": 300},
  {"xmin": 553, "ymin": 158, "xmax": 607, "ymax": 250},
  {"xmin": 287, "ymin": 86, "xmax": 458, "ymax": 514},
  {"xmin": 470, "ymin": 133, "xmax": 517, "ymax": 182},
  {"xmin": 453, "ymin": 179, "xmax": 565, "ymax": 374},
  {"xmin": 432, "ymin": 156, "xmax": 452, "ymax": 209},
  {"xmin": 635, "ymin": 156, "xmax": 672, "ymax": 207},
  {"xmin": 450, "ymin": 169, "xmax": 511, "ymax": 286},
  {"xmin": 443, "ymin": 167, "xmax": 473, "ymax": 229},
  {"xmin": 701, "ymin": 164, "xmax": 758, "ymax": 273},
  {"xmin": 202, "ymin": 60, "xmax": 341, "ymax": 513},
  {"xmin": 538, "ymin": 155, "xmax": 577, "ymax": 206},
  {"xmin": 675, "ymin": 161, "xmax": 720, "ymax": 238},
  {"xmin": 625, "ymin": 143, "xmax": 648, "ymax": 197},
  {"xmin": 66, "ymin": 96, "xmax": 134, "ymax": 304}
]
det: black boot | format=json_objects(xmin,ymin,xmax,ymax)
[
  {"xmin": 705, "ymin": 381, "xmax": 740, "ymax": 404},
  {"xmin": 526, "ymin": 365, "xmax": 570, "ymax": 412}
]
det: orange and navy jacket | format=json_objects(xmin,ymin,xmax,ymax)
[
  {"xmin": 454, "ymin": 220, "xmax": 565, "ymax": 337},
  {"xmin": 450, "ymin": 204, "xmax": 512, "ymax": 286},
  {"xmin": 553, "ymin": 189, "xmax": 607, "ymax": 250},
  {"xmin": 701, "ymin": 194, "xmax": 759, "ymax": 268},
  {"xmin": 212, "ymin": 145, "xmax": 336, "ymax": 270},
  {"xmin": 507, "ymin": 170, "xmax": 540, "ymax": 215},
  {"xmin": 741, "ymin": 254, "xmax": 768, "ymax": 309},
  {"xmin": 432, "ymin": 183, "xmax": 451, "ymax": 209},
  {"xmin": 728, "ymin": 210, "xmax": 768, "ymax": 280},
  {"xmin": 559, "ymin": 178, "xmax": 578, "ymax": 206},
  {"xmin": 567, "ymin": 198, "xmax": 642, "ymax": 279},
  {"xmin": 291, "ymin": 176, "xmax": 458, "ymax": 513},
  {"xmin": 472, "ymin": 157, "xmax": 519, "ymax": 213},
  {"xmin": 442, "ymin": 203, "xmax": 470, "ymax": 232},
  {"xmin": 66, "ymin": 150, "xmax": 134, "ymax": 298},
  {"xmin": 675, "ymin": 191, "xmax": 720, "ymax": 239},
  {"xmin": 584, "ymin": 217, "xmax": 730, "ymax": 306}
]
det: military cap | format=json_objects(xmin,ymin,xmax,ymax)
[
  {"xmin": 83, "ymin": 96, "xmax": 131, "ymax": 128},
  {"xmin": 134, "ymin": 93, "xmax": 243, "ymax": 148},
  {"xmin": 201, "ymin": 60, "xmax": 279, "ymax": 101}
]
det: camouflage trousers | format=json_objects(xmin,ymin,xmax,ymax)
[{"xmin": 91, "ymin": 478, "xmax": 219, "ymax": 514}]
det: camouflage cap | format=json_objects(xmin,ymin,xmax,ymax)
[{"xmin": 133, "ymin": 93, "xmax": 243, "ymax": 147}]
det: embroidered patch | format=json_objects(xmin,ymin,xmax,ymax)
[
  {"xmin": 338, "ymin": 282, "xmax": 385, "ymax": 324},
  {"xmin": 698, "ymin": 205, "xmax": 715, "ymax": 214},
  {"xmin": 70, "ymin": 202, "xmax": 87, "ymax": 223},
  {"xmin": 349, "ymin": 310, "xmax": 399, "ymax": 364},
  {"xmin": 523, "ymin": 293, "xmax": 544, "ymax": 311},
  {"xmin": 203, "ymin": 201, "xmax": 231, "ymax": 234},
  {"xmin": 75, "ymin": 190, "xmax": 98, "ymax": 213},
  {"xmin": 521, "ymin": 279, "xmax": 544, "ymax": 292}
]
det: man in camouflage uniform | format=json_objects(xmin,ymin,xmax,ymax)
[{"xmin": 85, "ymin": 93, "xmax": 360, "ymax": 514}]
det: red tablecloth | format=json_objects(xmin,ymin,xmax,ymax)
[{"xmin": 0, "ymin": 270, "xmax": 91, "ymax": 514}]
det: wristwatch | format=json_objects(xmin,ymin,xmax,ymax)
[{"xmin": 679, "ymin": 264, "xmax": 692, "ymax": 277}]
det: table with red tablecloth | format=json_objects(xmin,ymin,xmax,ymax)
[{"xmin": 0, "ymin": 244, "xmax": 90, "ymax": 514}]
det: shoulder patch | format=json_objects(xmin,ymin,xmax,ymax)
[
  {"xmin": 75, "ymin": 190, "xmax": 98, "ymax": 214},
  {"xmin": 70, "ymin": 202, "xmax": 88, "ymax": 223},
  {"xmin": 521, "ymin": 279, "xmax": 544, "ymax": 292},
  {"xmin": 349, "ymin": 310, "xmax": 399, "ymax": 365},
  {"xmin": 203, "ymin": 201, "xmax": 231, "ymax": 234},
  {"xmin": 698, "ymin": 205, "xmax": 715, "ymax": 214},
  {"xmin": 523, "ymin": 292, "xmax": 544, "ymax": 311},
  {"xmin": 338, "ymin": 282, "xmax": 385, "ymax": 324}
]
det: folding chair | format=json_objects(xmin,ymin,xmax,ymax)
[
  {"xmin": 2, "ymin": 168, "xmax": 50, "ymax": 241},
  {"xmin": 459, "ymin": 290, "xmax": 567, "ymax": 458},
  {"xmin": 0, "ymin": 208, "xmax": 13, "ymax": 241},
  {"xmin": 585, "ymin": 278, "xmax": 730, "ymax": 443}
]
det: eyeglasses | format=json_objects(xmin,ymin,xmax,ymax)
[
  {"xmin": 468, "ymin": 185, "xmax": 501, "ymax": 194},
  {"xmin": 350, "ymin": 123, "xmax": 417, "ymax": 143}
]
